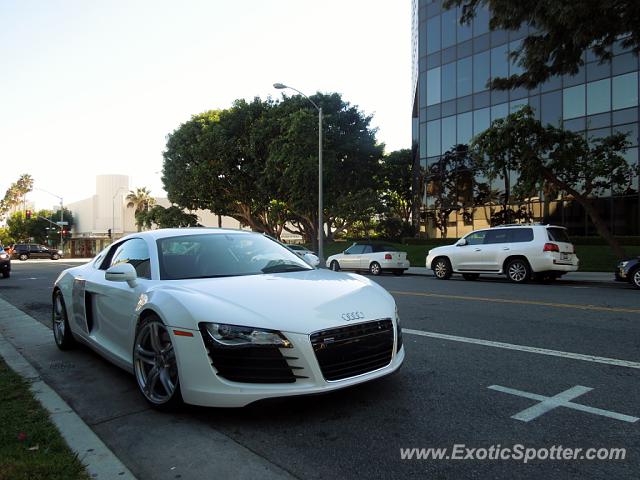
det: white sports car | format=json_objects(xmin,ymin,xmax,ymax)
[{"xmin": 52, "ymin": 229, "xmax": 404, "ymax": 408}]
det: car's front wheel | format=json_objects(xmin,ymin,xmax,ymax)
[
  {"xmin": 506, "ymin": 258, "xmax": 531, "ymax": 283},
  {"xmin": 330, "ymin": 260, "xmax": 340, "ymax": 271},
  {"xmin": 133, "ymin": 315, "xmax": 182, "ymax": 410},
  {"xmin": 51, "ymin": 254, "xmax": 60, "ymax": 260},
  {"xmin": 52, "ymin": 290, "xmax": 76, "ymax": 350},
  {"xmin": 19, "ymin": 254, "xmax": 28, "ymax": 261},
  {"xmin": 433, "ymin": 257, "xmax": 452, "ymax": 280},
  {"xmin": 369, "ymin": 262, "xmax": 382, "ymax": 276},
  {"xmin": 631, "ymin": 268, "xmax": 640, "ymax": 290}
]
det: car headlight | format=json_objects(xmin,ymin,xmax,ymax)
[
  {"xmin": 395, "ymin": 306, "xmax": 403, "ymax": 352},
  {"xmin": 0, "ymin": 253, "xmax": 8, "ymax": 260},
  {"xmin": 57, "ymin": 250, "xmax": 63, "ymax": 255},
  {"xmin": 202, "ymin": 323, "xmax": 292, "ymax": 348},
  {"xmin": 620, "ymin": 261, "xmax": 629, "ymax": 268}
]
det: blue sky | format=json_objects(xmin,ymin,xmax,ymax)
[{"xmin": 0, "ymin": 0, "xmax": 411, "ymax": 208}]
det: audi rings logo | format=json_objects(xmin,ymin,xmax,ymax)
[{"xmin": 341, "ymin": 311, "xmax": 365, "ymax": 321}]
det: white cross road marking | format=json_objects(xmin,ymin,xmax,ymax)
[
  {"xmin": 488, "ymin": 385, "xmax": 640, "ymax": 423},
  {"xmin": 403, "ymin": 329, "xmax": 640, "ymax": 370}
]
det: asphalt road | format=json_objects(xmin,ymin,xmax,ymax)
[{"xmin": 0, "ymin": 260, "xmax": 638, "ymax": 479}]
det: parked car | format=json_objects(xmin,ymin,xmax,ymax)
[
  {"xmin": 615, "ymin": 257, "xmax": 640, "ymax": 289},
  {"xmin": 286, "ymin": 244, "xmax": 316, "ymax": 258},
  {"xmin": 326, "ymin": 242, "xmax": 410, "ymax": 276},
  {"xmin": 13, "ymin": 243, "xmax": 63, "ymax": 261},
  {"xmin": 52, "ymin": 229, "xmax": 404, "ymax": 408},
  {"xmin": 426, "ymin": 224, "xmax": 579, "ymax": 283},
  {"xmin": 0, "ymin": 249, "xmax": 10, "ymax": 278}
]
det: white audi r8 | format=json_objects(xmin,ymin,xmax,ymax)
[{"xmin": 52, "ymin": 229, "xmax": 404, "ymax": 408}]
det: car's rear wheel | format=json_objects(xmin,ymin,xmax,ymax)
[
  {"xmin": 369, "ymin": 262, "xmax": 382, "ymax": 276},
  {"xmin": 631, "ymin": 268, "xmax": 640, "ymax": 290},
  {"xmin": 462, "ymin": 273, "xmax": 479, "ymax": 281},
  {"xmin": 392, "ymin": 269, "xmax": 404, "ymax": 276},
  {"xmin": 330, "ymin": 260, "xmax": 340, "ymax": 271},
  {"xmin": 506, "ymin": 258, "xmax": 531, "ymax": 283},
  {"xmin": 133, "ymin": 315, "xmax": 182, "ymax": 410},
  {"xmin": 52, "ymin": 290, "xmax": 76, "ymax": 350},
  {"xmin": 433, "ymin": 257, "xmax": 452, "ymax": 280},
  {"xmin": 52, "ymin": 254, "xmax": 60, "ymax": 260},
  {"xmin": 19, "ymin": 254, "xmax": 28, "ymax": 261}
]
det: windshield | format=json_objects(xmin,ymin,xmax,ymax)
[{"xmin": 157, "ymin": 233, "xmax": 314, "ymax": 280}]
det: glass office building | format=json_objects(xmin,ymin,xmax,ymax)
[{"xmin": 412, "ymin": 0, "xmax": 640, "ymax": 237}]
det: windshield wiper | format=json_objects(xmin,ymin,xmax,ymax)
[{"xmin": 261, "ymin": 264, "xmax": 310, "ymax": 274}]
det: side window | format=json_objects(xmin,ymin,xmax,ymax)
[
  {"xmin": 465, "ymin": 231, "xmax": 487, "ymax": 246},
  {"xmin": 484, "ymin": 230, "xmax": 510, "ymax": 244},
  {"xmin": 109, "ymin": 239, "xmax": 151, "ymax": 279},
  {"xmin": 362, "ymin": 245, "xmax": 373, "ymax": 254},
  {"xmin": 510, "ymin": 228, "xmax": 534, "ymax": 243}
]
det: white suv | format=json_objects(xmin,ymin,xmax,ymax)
[{"xmin": 425, "ymin": 224, "xmax": 579, "ymax": 283}]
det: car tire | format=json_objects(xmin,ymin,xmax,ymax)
[
  {"xmin": 52, "ymin": 290, "xmax": 76, "ymax": 350},
  {"xmin": 392, "ymin": 269, "xmax": 404, "ymax": 276},
  {"xmin": 52, "ymin": 254, "xmax": 60, "ymax": 260},
  {"xmin": 19, "ymin": 254, "xmax": 28, "ymax": 261},
  {"xmin": 369, "ymin": 262, "xmax": 382, "ymax": 276},
  {"xmin": 330, "ymin": 260, "xmax": 341, "ymax": 271},
  {"xmin": 133, "ymin": 315, "xmax": 182, "ymax": 410},
  {"xmin": 433, "ymin": 257, "xmax": 452, "ymax": 280},
  {"xmin": 506, "ymin": 258, "xmax": 531, "ymax": 283},
  {"xmin": 462, "ymin": 273, "xmax": 479, "ymax": 281},
  {"xmin": 631, "ymin": 268, "xmax": 640, "ymax": 290}
]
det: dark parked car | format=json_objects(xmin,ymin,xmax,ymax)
[
  {"xmin": 0, "ymin": 248, "xmax": 10, "ymax": 278},
  {"xmin": 13, "ymin": 244, "xmax": 63, "ymax": 261},
  {"xmin": 615, "ymin": 257, "xmax": 640, "ymax": 289}
]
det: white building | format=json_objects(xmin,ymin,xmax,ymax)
[{"xmin": 66, "ymin": 175, "xmax": 249, "ymax": 257}]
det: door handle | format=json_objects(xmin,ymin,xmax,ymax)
[
  {"xmin": 474, "ymin": 248, "xmax": 482, "ymax": 251},
  {"xmin": 502, "ymin": 247, "xmax": 510, "ymax": 251}
]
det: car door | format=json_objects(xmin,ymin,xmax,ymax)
[
  {"xmin": 454, "ymin": 231, "xmax": 488, "ymax": 271},
  {"xmin": 341, "ymin": 244, "xmax": 364, "ymax": 269},
  {"xmin": 30, "ymin": 244, "xmax": 43, "ymax": 258},
  {"xmin": 359, "ymin": 245, "xmax": 374, "ymax": 268},
  {"xmin": 479, "ymin": 229, "xmax": 511, "ymax": 272},
  {"xmin": 86, "ymin": 238, "xmax": 152, "ymax": 364}
]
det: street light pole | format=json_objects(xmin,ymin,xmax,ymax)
[{"xmin": 273, "ymin": 82, "xmax": 324, "ymax": 264}]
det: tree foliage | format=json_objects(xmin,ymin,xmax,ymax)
[
  {"xmin": 444, "ymin": 0, "xmax": 640, "ymax": 89},
  {"xmin": 380, "ymin": 149, "xmax": 413, "ymax": 224},
  {"xmin": 6, "ymin": 208, "xmax": 73, "ymax": 246},
  {"xmin": 470, "ymin": 106, "xmax": 635, "ymax": 258},
  {"xmin": 136, "ymin": 205, "xmax": 199, "ymax": 230},
  {"xmin": 0, "ymin": 174, "xmax": 34, "ymax": 218}
]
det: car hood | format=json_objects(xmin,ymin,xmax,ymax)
[{"xmin": 153, "ymin": 269, "xmax": 396, "ymax": 334}]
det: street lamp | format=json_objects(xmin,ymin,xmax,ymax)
[{"xmin": 273, "ymin": 82, "xmax": 324, "ymax": 264}]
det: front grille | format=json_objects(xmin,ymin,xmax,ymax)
[
  {"xmin": 199, "ymin": 326, "xmax": 302, "ymax": 384},
  {"xmin": 310, "ymin": 319, "xmax": 394, "ymax": 381}
]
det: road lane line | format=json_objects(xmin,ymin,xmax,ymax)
[
  {"xmin": 403, "ymin": 328, "xmax": 640, "ymax": 369},
  {"xmin": 390, "ymin": 290, "xmax": 640, "ymax": 314}
]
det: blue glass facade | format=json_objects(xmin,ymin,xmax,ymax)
[{"xmin": 412, "ymin": 0, "xmax": 640, "ymax": 237}]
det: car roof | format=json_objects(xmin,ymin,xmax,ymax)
[{"xmin": 118, "ymin": 228, "xmax": 256, "ymax": 242}]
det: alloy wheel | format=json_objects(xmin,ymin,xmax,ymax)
[
  {"xmin": 434, "ymin": 259, "xmax": 450, "ymax": 279},
  {"xmin": 633, "ymin": 269, "xmax": 640, "ymax": 289},
  {"xmin": 52, "ymin": 294, "xmax": 65, "ymax": 344},
  {"xmin": 370, "ymin": 262, "xmax": 381, "ymax": 275},
  {"xmin": 508, "ymin": 261, "xmax": 528, "ymax": 282},
  {"xmin": 134, "ymin": 320, "xmax": 179, "ymax": 405}
]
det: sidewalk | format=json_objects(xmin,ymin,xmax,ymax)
[{"xmin": 407, "ymin": 267, "xmax": 615, "ymax": 283}]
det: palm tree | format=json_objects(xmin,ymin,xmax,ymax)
[{"xmin": 126, "ymin": 187, "xmax": 156, "ymax": 231}]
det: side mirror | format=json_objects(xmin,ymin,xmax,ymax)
[
  {"xmin": 105, "ymin": 263, "xmax": 138, "ymax": 287},
  {"xmin": 456, "ymin": 238, "xmax": 467, "ymax": 247},
  {"xmin": 303, "ymin": 253, "xmax": 320, "ymax": 267}
]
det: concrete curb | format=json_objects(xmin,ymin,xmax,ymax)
[{"xmin": 0, "ymin": 298, "xmax": 136, "ymax": 480}]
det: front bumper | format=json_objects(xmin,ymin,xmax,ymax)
[
  {"xmin": 172, "ymin": 327, "xmax": 405, "ymax": 408},
  {"xmin": 0, "ymin": 260, "xmax": 10, "ymax": 272}
]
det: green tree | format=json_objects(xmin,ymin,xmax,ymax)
[
  {"xmin": 445, "ymin": 0, "xmax": 640, "ymax": 89},
  {"xmin": 470, "ymin": 106, "xmax": 634, "ymax": 258},
  {"xmin": 126, "ymin": 187, "xmax": 156, "ymax": 231},
  {"xmin": 136, "ymin": 205, "xmax": 199, "ymax": 229},
  {"xmin": 6, "ymin": 208, "xmax": 73, "ymax": 246},
  {"xmin": 0, "ymin": 174, "xmax": 34, "ymax": 218},
  {"xmin": 380, "ymin": 149, "xmax": 413, "ymax": 224}
]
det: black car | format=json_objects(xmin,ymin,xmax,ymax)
[
  {"xmin": 13, "ymin": 243, "xmax": 63, "ymax": 261},
  {"xmin": 615, "ymin": 257, "xmax": 640, "ymax": 289},
  {"xmin": 0, "ymin": 247, "xmax": 10, "ymax": 278}
]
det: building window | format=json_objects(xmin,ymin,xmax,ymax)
[
  {"xmin": 510, "ymin": 98, "xmax": 528, "ymax": 113},
  {"xmin": 563, "ymin": 84, "xmax": 586, "ymax": 119},
  {"xmin": 456, "ymin": 6, "xmax": 472, "ymax": 42},
  {"xmin": 457, "ymin": 111, "xmax": 473, "ymax": 145},
  {"xmin": 457, "ymin": 56, "xmax": 473, "ymax": 97},
  {"xmin": 426, "ymin": 67, "xmax": 441, "ymax": 106},
  {"xmin": 442, "ymin": 62, "xmax": 456, "ymax": 101},
  {"xmin": 427, "ymin": 15, "xmax": 441, "ymax": 54},
  {"xmin": 587, "ymin": 78, "xmax": 611, "ymax": 115},
  {"xmin": 509, "ymin": 39, "xmax": 524, "ymax": 76},
  {"xmin": 441, "ymin": 8, "xmax": 457, "ymax": 49},
  {"xmin": 491, "ymin": 43, "xmax": 509, "ymax": 80},
  {"xmin": 491, "ymin": 102, "xmax": 508, "ymax": 121},
  {"xmin": 612, "ymin": 72, "xmax": 638, "ymax": 111},
  {"xmin": 541, "ymin": 90, "xmax": 562, "ymax": 126},
  {"xmin": 442, "ymin": 115, "xmax": 456, "ymax": 153},
  {"xmin": 426, "ymin": 119, "xmax": 441, "ymax": 157},
  {"xmin": 473, "ymin": 50, "xmax": 490, "ymax": 93},
  {"xmin": 420, "ymin": 123, "xmax": 427, "ymax": 159},
  {"xmin": 473, "ymin": 107, "xmax": 490, "ymax": 135},
  {"xmin": 473, "ymin": 7, "xmax": 489, "ymax": 36}
]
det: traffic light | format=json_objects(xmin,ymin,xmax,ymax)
[
  {"xmin": 107, "ymin": 228, "xmax": 112, "ymax": 238},
  {"xmin": 26, "ymin": 209, "xmax": 32, "ymax": 219}
]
